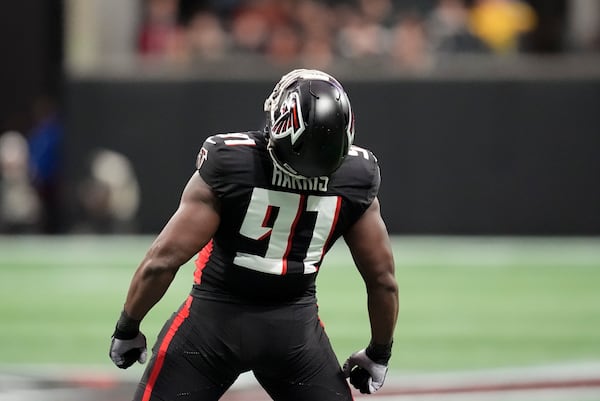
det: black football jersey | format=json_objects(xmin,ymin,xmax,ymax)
[{"xmin": 193, "ymin": 131, "xmax": 380, "ymax": 304}]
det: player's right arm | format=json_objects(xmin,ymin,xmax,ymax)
[
  {"xmin": 109, "ymin": 173, "xmax": 220, "ymax": 369},
  {"xmin": 123, "ymin": 173, "xmax": 220, "ymax": 320}
]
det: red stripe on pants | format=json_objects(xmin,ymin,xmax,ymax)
[{"xmin": 142, "ymin": 295, "xmax": 193, "ymax": 401}]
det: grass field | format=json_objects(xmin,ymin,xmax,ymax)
[{"xmin": 1, "ymin": 235, "xmax": 599, "ymax": 376}]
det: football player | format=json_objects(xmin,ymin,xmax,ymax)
[{"xmin": 109, "ymin": 69, "xmax": 398, "ymax": 400}]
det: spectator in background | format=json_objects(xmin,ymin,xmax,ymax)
[
  {"xmin": 389, "ymin": 12, "xmax": 431, "ymax": 70},
  {"xmin": 264, "ymin": 23, "xmax": 301, "ymax": 66},
  {"xmin": 27, "ymin": 95, "xmax": 64, "ymax": 233},
  {"xmin": 294, "ymin": 0, "xmax": 336, "ymax": 68},
  {"xmin": 358, "ymin": 0, "xmax": 396, "ymax": 28},
  {"xmin": 186, "ymin": 10, "xmax": 230, "ymax": 62},
  {"xmin": 138, "ymin": 0, "xmax": 186, "ymax": 62},
  {"xmin": 0, "ymin": 131, "xmax": 40, "ymax": 233},
  {"xmin": 427, "ymin": 0, "xmax": 490, "ymax": 53},
  {"xmin": 567, "ymin": 0, "xmax": 600, "ymax": 52},
  {"xmin": 229, "ymin": 0, "xmax": 287, "ymax": 55},
  {"xmin": 468, "ymin": 0, "xmax": 537, "ymax": 53},
  {"xmin": 299, "ymin": 30, "xmax": 335, "ymax": 69},
  {"xmin": 336, "ymin": 6, "xmax": 390, "ymax": 61},
  {"xmin": 76, "ymin": 149, "xmax": 140, "ymax": 233}
]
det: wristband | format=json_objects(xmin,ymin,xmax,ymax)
[
  {"xmin": 365, "ymin": 340, "xmax": 392, "ymax": 365},
  {"xmin": 113, "ymin": 310, "xmax": 141, "ymax": 340}
]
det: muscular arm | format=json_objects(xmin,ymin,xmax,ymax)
[
  {"xmin": 123, "ymin": 173, "xmax": 220, "ymax": 320},
  {"xmin": 344, "ymin": 197, "xmax": 398, "ymax": 345}
]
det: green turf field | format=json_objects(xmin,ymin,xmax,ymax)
[{"xmin": 1, "ymin": 235, "xmax": 599, "ymax": 373}]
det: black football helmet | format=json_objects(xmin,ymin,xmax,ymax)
[{"xmin": 264, "ymin": 69, "xmax": 355, "ymax": 178}]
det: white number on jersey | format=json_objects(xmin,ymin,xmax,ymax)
[
  {"xmin": 214, "ymin": 133, "xmax": 257, "ymax": 146},
  {"xmin": 348, "ymin": 145, "xmax": 369, "ymax": 159},
  {"xmin": 234, "ymin": 188, "xmax": 340, "ymax": 275}
]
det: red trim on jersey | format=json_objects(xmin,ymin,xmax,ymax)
[
  {"xmin": 141, "ymin": 295, "xmax": 193, "ymax": 401},
  {"xmin": 281, "ymin": 195, "xmax": 305, "ymax": 275},
  {"xmin": 194, "ymin": 240, "xmax": 214, "ymax": 284},
  {"xmin": 317, "ymin": 196, "xmax": 342, "ymax": 270},
  {"xmin": 257, "ymin": 205, "xmax": 274, "ymax": 241}
]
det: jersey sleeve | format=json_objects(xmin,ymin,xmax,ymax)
[
  {"xmin": 344, "ymin": 146, "xmax": 381, "ymax": 205},
  {"xmin": 196, "ymin": 132, "xmax": 263, "ymax": 197},
  {"xmin": 364, "ymin": 150, "xmax": 381, "ymax": 205},
  {"xmin": 331, "ymin": 146, "xmax": 382, "ymax": 231},
  {"xmin": 196, "ymin": 136, "xmax": 228, "ymax": 196}
]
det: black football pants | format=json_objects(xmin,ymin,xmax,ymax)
[{"xmin": 132, "ymin": 295, "xmax": 354, "ymax": 401}]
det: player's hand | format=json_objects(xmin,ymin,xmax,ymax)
[
  {"xmin": 342, "ymin": 342, "xmax": 392, "ymax": 394},
  {"xmin": 110, "ymin": 331, "xmax": 147, "ymax": 369},
  {"xmin": 109, "ymin": 310, "xmax": 147, "ymax": 369}
]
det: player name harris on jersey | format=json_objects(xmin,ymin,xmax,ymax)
[{"xmin": 271, "ymin": 166, "xmax": 329, "ymax": 192}]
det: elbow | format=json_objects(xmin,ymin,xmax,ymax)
[
  {"xmin": 139, "ymin": 244, "xmax": 181, "ymax": 278},
  {"xmin": 367, "ymin": 269, "xmax": 398, "ymax": 297},
  {"xmin": 382, "ymin": 275, "xmax": 399, "ymax": 297},
  {"xmin": 140, "ymin": 259, "xmax": 176, "ymax": 279}
]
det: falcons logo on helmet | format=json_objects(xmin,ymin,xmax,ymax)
[
  {"xmin": 196, "ymin": 146, "xmax": 209, "ymax": 170},
  {"xmin": 271, "ymin": 92, "xmax": 305, "ymax": 145}
]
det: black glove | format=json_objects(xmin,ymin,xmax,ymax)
[
  {"xmin": 109, "ymin": 311, "xmax": 147, "ymax": 369},
  {"xmin": 342, "ymin": 341, "xmax": 392, "ymax": 394}
]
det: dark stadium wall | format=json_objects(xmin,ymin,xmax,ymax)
[
  {"xmin": 0, "ymin": 1, "xmax": 63, "ymax": 133},
  {"xmin": 65, "ymin": 79, "xmax": 600, "ymax": 235}
]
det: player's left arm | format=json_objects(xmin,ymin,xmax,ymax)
[
  {"xmin": 345, "ymin": 196, "xmax": 397, "ymax": 345},
  {"xmin": 342, "ymin": 197, "xmax": 398, "ymax": 393}
]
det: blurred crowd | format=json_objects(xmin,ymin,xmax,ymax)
[
  {"xmin": 134, "ymin": 0, "xmax": 599, "ymax": 71},
  {"xmin": 2, "ymin": 0, "xmax": 599, "ymax": 235}
]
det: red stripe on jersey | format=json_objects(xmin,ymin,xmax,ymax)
[
  {"xmin": 257, "ymin": 206, "xmax": 274, "ymax": 241},
  {"xmin": 141, "ymin": 295, "xmax": 193, "ymax": 401},
  {"xmin": 317, "ymin": 196, "xmax": 342, "ymax": 269},
  {"xmin": 281, "ymin": 195, "xmax": 306, "ymax": 275},
  {"xmin": 194, "ymin": 240, "xmax": 214, "ymax": 284}
]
